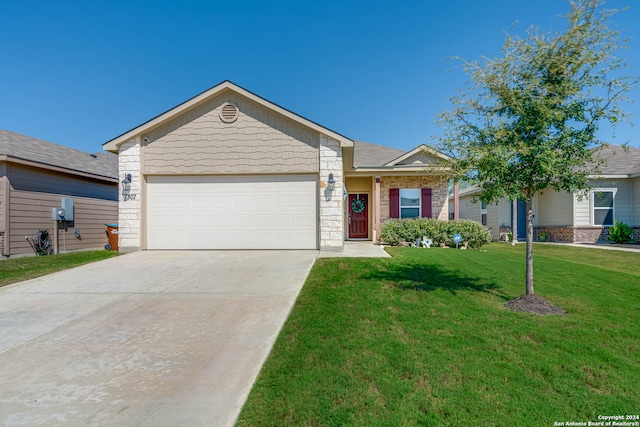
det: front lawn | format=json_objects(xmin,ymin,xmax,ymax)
[
  {"xmin": 238, "ymin": 244, "xmax": 640, "ymax": 426},
  {"xmin": 0, "ymin": 250, "xmax": 119, "ymax": 288}
]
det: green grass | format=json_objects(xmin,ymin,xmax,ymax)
[
  {"xmin": 0, "ymin": 250, "xmax": 119, "ymax": 288},
  {"xmin": 238, "ymin": 244, "xmax": 640, "ymax": 426}
]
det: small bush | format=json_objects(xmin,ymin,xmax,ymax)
[
  {"xmin": 380, "ymin": 218, "xmax": 491, "ymax": 248},
  {"xmin": 609, "ymin": 220, "xmax": 633, "ymax": 244}
]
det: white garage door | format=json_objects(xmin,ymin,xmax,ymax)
[{"xmin": 147, "ymin": 175, "xmax": 318, "ymax": 249}]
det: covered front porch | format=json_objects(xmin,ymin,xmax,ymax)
[{"xmin": 343, "ymin": 174, "xmax": 449, "ymax": 242}]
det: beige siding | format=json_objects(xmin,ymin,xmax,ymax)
[
  {"xmin": 536, "ymin": 190, "xmax": 573, "ymax": 226},
  {"xmin": 5, "ymin": 164, "xmax": 118, "ymax": 256},
  {"xmin": 143, "ymin": 92, "xmax": 320, "ymax": 175},
  {"xmin": 9, "ymin": 191, "xmax": 118, "ymax": 255}
]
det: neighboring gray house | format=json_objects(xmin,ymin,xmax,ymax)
[
  {"xmin": 103, "ymin": 81, "xmax": 451, "ymax": 251},
  {"xmin": 0, "ymin": 130, "xmax": 118, "ymax": 256},
  {"xmin": 450, "ymin": 144, "xmax": 640, "ymax": 242}
]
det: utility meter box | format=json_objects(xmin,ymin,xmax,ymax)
[
  {"xmin": 52, "ymin": 208, "xmax": 65, "ymax": 220},
  {"xmin": 61, "ymin": 197, "xmax": 74, "ymax": 221},
  {"xmin": 51, "ymin": 198, "xmax": 74, "ymax": 221}
]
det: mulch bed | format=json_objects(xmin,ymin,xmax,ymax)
[{"xmin": 505, "ymin": 294, "xmax": 566, "ymax": 316}]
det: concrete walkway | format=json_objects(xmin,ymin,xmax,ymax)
[
  {"xmin": 0, "ymin": 250, "xmax": 317, "ymax": 426},
  {"xmin": 540, "ymin": 242, "xmax": 640, "ymax": 253},
  {"xmin": 318, "ymin": 241, "xmax": 391, "ymax": 258}
]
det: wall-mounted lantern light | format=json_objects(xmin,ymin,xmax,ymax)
[
  {"xmin": 327, "ymin": 173, "xmax": 336, "ymax": 192},
  {"xmin": 122, "ymin": 173, "xmax": 132, "ymax": 196}
]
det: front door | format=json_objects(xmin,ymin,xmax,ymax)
[{"xmin": 348, "ymin": 194, "xmax": 368, "ymax": 239}]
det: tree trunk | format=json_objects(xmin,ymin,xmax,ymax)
[{"xmin": 525, "ymin": 198, "xmax": 534, "ymax": 295}]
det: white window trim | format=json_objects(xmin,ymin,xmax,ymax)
[
  {"xmin": 480, "ymin": 201, "xmax": 487, "ymax": 225},
  {"xmin": 590, "ymin": 188, "xmax": 616, "ymax": 226},
  {"xmin": 399, "ymin": 188, "xmax": 421, "ymax": 219}
]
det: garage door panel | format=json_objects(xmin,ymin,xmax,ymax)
[
  {"xmin": 275, "ymin": 195, "xmax": 296, "ymax": 208},
  {"xmin": 234, "ymin": 214, "xmax": 253, "ymax": 227},
  {"xmin": 295, "ymin": 214, "xmax": 316, "ymax": 227},
  {"xmin": 147, "ymin": 175, "xmax": 318, "ymax": 249}
]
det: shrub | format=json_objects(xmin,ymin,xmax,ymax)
[
  {"xmin": 380, "ymin": 218, "xmax": 491, "ymax": 248},
  {"xmin": 609, "ymin": 220, "xmax": 633, "ymax": 244}
]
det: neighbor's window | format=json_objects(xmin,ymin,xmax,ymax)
[
  {"xmin": 592, "ymin": 190, "xmax": 615, "ymax": 226},
  {"xmin": 481, "ymin": 201, "xmax": 487, "ymax": 226},
  {"xmin": 400, "ymin": 189, "xmax": 420, "ymax": 218}
]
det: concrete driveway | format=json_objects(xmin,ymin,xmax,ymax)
[{"xmin": 0, "ymin": 250, "xmax": 317, "ymax": 426}]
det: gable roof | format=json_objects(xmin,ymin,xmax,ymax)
[
  {"xmin": 103, "ymin": 80, "xmax": 354, "ymax": 152},
  {"xmin": 592, "ymin": 144, "xmax": 640, "ymax": 177},
  {"xmin": 353, "ymin": 140, "xmax": 450, "ymax": 173},
  {"xmin": 0, "ymin": 130, "xmax": 118, "ymax": 181},
  {"xmin": 353, "ymin": 140, "xmax": 406, "ymax": 167},
  {"xmin": 384, "ymin": 144, "xmax": 451, "ymax": 166}
]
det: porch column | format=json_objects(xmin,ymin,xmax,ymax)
[
  {"xmin": 453, "ymin": 179, "xmax": 460, "ymax": 220},
  {"xmin": 375, "ymin": 176, "xmax": 381, "ymax": 242}
]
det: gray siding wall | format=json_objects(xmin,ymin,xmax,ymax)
[
  {"xmin": 612, "ymin": 179, "xmax": 633, "ymax": 224},
  {"xmin": 143, "ymin": 92, "xmax": 320, "ymax": 175},
  {"xmin": 9, "ymin": 164, "xmax": 117, "ymax": 201},
  {"xmin": 458, "ymin": 195, "xmax": 481, "ymax": 222},
  {"xmin": 574, "ymin": 193, "xmax": 590, "ymax": 226},
  {"xmin": 536, "ymin": 190, "xmax": 573, "ymax": 226},
  {"xmin": 575, "ymin": 179, "xmax": 633, "ymax": 226},
  {"xmin": 497, "ymin": 199, "xmax": 511, "ymax": 228},
  {"xmin": 6, "ymin": 164, "xmax": 118, "ymax": 255},
  {"xmin": 486, "ymin": 203, "xmax": 500, "ymax": 240}
]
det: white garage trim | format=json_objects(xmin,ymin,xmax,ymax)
[{"xmin": 146, "ymin": 175, "xmax": 318, "ymax": 249}]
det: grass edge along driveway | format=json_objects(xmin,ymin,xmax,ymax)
[
  {"xmin": 0, "ymin": 251, "xmax": 119, "ymax": 288},
  {"xmin": 238, "ymin": 244, "xmax": 640, "ymax": 426}
]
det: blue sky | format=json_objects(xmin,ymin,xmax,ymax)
[{"xmin": 2, "ymin": 0, "xmax": 639, "ymax": 154}]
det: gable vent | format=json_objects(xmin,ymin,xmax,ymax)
[{"xmin": 219, "ymin": 102, "xmax": 239, "ymax": 123}]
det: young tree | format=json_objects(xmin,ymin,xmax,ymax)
[{"xmin": 437, "ymin": 0, "xmax": 638, "ymax": 296}]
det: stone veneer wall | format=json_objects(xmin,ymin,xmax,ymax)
[
  {"xmin": 379, "ymin": 176, "xmax": 449, "ymax": 222},
  {"xmin": 534, "ymin": 226, "xmax": 640, "ymax": 243},
  {"xmin": 319, "ymin": 135, "xmax": 343, "ymax": 250},
  {"xmin": 118, "ymin": 140, "xmax": 142, "ymax": 251}
]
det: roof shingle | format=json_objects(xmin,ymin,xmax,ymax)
[
  {"xmin": 353, "ymin": 140, "xmax": 406, "ymax": 167},
  {"xmin": 591, "ymin": 144, "xmax": 640, "ymax": 176},
  {"xmin": 0, "ymin": 130, "xmax": 118, "ymax": 180}
]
